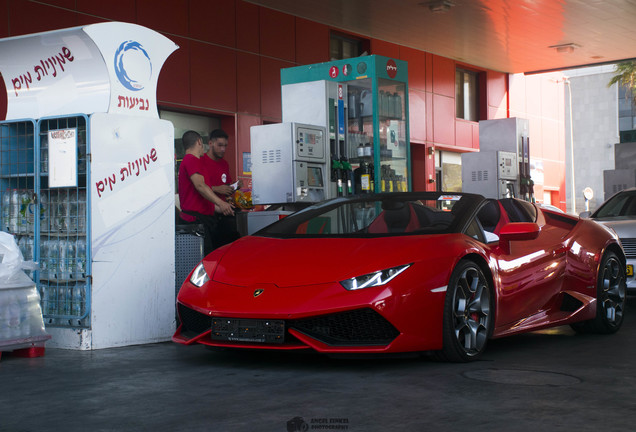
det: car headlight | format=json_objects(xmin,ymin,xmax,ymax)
[
  {"xmin": 340, "ymin": 264, "xmax": 411, "ymax": 291},
  {"xmin": 190, "ymin": 262, "xmax": 210, "ymax": 287}
]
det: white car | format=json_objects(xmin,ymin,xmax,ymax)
[{"xmin": 582, "ymin": 188, "xmax": 636, "ymax": 294}]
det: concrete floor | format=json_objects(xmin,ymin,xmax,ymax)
[{"xmin": 1, "ymin": 297, "xmax": 636, "ymax": 432}]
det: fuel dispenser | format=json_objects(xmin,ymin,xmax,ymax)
[
  {"xmin": 278, "ymin": 55, "xmax": 411, "ymax": 197},
  {"xmin": 278, "ymin": 80, "xmax": 350, "ymax": 198},
  {"xmin": 461, "ymin": 117, "xmax": 533, "ymax": 201},
  {"xmin": 250, "ymin": 123, "xmax": 327, "ymax": 205}
]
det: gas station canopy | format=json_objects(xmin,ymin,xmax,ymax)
[{"xmin": 246, "ymin": 0, "xmax": 636, "ymax": 74}]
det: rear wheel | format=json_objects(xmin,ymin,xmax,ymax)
[
  {"xmin": 571, "ymin": 251, "xmax": 626, "ymax": 334},
  {"xmin": 435, "ymin": 259, "xmax": 493, "ymax": 362}
]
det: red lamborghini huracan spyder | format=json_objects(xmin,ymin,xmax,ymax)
[{"xmin": 173, "ymin": 192, "xmax": 626, "ymax": 362}]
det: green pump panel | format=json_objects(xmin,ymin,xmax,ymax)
[{"xmin": 281, "ymin": 55, "xmax": 411, "ymax": 196}]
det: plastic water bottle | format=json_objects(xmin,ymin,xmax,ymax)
[
  {"xmin": 7, "ymin": 294, "xmax": 20, "ymax": 339},
  {"xmin": 41, "ymin": 146, "xmax": 48, "ymax": 174},
  {"xmin": 78, "ymin": 189, "xmax": 86, "ymax": 234},
  {"xmin": 75, "ymin": 239, "xmax": 87, "ymax": 279},
  {"xmin": 71, "ymin": 284, "xmax": 84, "ymax": 317},
  {"xmin": 41, "ymin": 284, "xmax": 55, "ymax": 316},
  {"xmin": 68, "ymin": 189, "xmax": 78, "ymax": 232},
  {"xmin": 17, "ymin": 235, "xmax": 34, "ymax": 262},
  {"xmin": 59, "ymin": 239, "xmax": 75, "ymax": 281},
  {"xmin": 9, "ymin": 189, "xmax": 19, "ymax": 233},
  {"xmin": 58, "ymin": 239, "xmax": 67, "ymax": 281},
  {"xmin": 49, "ymin": 240, "xmax": 59, "ymax": 281},
  {"xmin": 25, "ymin": 236, "xmax": 34, "ymax": 266},
  {"xmin": 39, "ymin": 239, "xmax": 49, "ymax": 280},
  {"xmin": 39, "ymin": 193, "xmax": 49, "ymax": 233},
  {"xmin": 18, "ymin": 292, "xmax": 30, "ymax": 337},
  {"xmin": 26, "ymin": 195, "xmax": 37, "ymax": 229},
  {"xmin": 2, "ymin": 190, "xmax": 10, "ymax": 231},
  {"xmin": 54, "ymin": 189, "xmax": 69, "ymax": 232},
  {"xmin": 49, "ymin": 190, "xmax": 58, "ymax": 231},
  {"xmin": 17, "ymin": 190, "xmax": 28, "ymax": 233},
  {"xmin": 63, "ymin": 286, "xmax": 73, "ymax": 316}
]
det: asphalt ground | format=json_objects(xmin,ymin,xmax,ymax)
[{"xmin": 1, "ymin": 296, "xmax": 636, "ymax": 432}]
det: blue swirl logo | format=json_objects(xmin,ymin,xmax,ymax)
[{"xmin": 114, "ymin": 41, "xmax": 152, "ymax": 91}]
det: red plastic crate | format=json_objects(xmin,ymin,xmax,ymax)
[
  {"xmin": 0, "ymin": 335, "xmax": 50, "ymax": 361},
  {"xmin": 6, "ymin": 345, "xmax": 46, "ymax": 358}
]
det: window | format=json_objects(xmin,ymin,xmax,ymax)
[
  {"xmin": 436, "ymin": 150, "xmax": 463, "ymax": 192},
  {"xmin": 456, "ymin": 68, "xmax": 479, "ymax": 121},
  {"xmin": 329, "ymin": 32, "xmax": 369, "ymax": 60}
]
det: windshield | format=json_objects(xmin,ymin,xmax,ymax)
[
  {"xmin": 593, "ymin": 191, "xmax": 636, "ymax": 218},
  {"xmin": 255, "ymin": 192, "xmax": 483, "ymax": 238}
]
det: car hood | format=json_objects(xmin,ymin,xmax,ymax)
[
  {"xmin": 592, "ymin": 218, "xmax": 636, "ymax": 238},
  {"xmin": 210, "ymin": 234, "xmax": 456, "ymax": 287}
]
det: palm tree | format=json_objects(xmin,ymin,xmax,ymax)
[{"xmin": 608, "ymin": 61, "xmax": 636, "ymax": 102}]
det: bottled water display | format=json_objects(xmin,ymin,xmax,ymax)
[
  {"xmin": 2, "ymin": 185, "xmax": 88, "ymax": 322},
  {"xmin": 1, "ymin": 119, "xmax": 90, "ymax": 331}
]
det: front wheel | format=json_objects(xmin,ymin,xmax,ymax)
[
  {"xmin": 434, "ymin": 260, "xmax": 493, "ymax": 362},
  {"xmin": 571, "ymin": 250, "xmax": 626, "ymax": 334}
]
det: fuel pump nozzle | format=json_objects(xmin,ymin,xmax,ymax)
[{"xmin": 341, "ymin": 157, "xmax": 353, "ymax": 195}]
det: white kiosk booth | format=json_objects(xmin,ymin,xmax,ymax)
[{"xmin": 0, "ymin": 22, "xmax": 178, "ymax": 349}]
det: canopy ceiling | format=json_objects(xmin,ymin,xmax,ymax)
[{"xmin": 247, "ymin": 0, "xmax": 636, "ymax": 74}]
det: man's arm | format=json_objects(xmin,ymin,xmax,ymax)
[
  {"xmin": 191, "ymin": 173, "xmax": 234, "ymax": 215},
  {"xmin": 212, "ymin": 184, "xmax": 235, "ymax": 196}
]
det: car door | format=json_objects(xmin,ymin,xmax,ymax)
[{"xmin": 492, "ymin": 199, "xmax": 568, "ymax": 327}]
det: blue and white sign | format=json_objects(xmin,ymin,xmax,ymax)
[
  {"xmin": 114, "ymin": 41, "xmax": 152, "ymax": 92},
  {"xmin": 84, "ymin": 22, "xmax": 178, "ymax": 118}
]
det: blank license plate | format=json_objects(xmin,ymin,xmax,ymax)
[
  {"xmin": 627, "ymin": 265, "xmax": 633, "ymax": 277},
  {"xmin": 211, "ymin": 318, "xmax": 285, "ymax": 344}
]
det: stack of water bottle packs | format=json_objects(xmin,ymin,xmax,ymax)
[{"xmin": 0, "ymin": 231, "xmax": 51, "ymax": 354}]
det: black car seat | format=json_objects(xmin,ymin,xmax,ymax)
[
  {"xmin": 368, "ymin": 201, "xmax": 420, "ymax": 233},
  {"xmin": 383, "ymin": 204, "xmax": 412, "ymax": 232}
]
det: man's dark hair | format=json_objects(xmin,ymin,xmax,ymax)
[
  {"xmin": 209, "ymin": 129, "xmax": 228, "ymax": 140},
  {"xmin": 182, "ymin": 130, "xmax": 202, "ymax": 150}
]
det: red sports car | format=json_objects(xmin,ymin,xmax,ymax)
[{"xmin": 173, "ymin": 192, "xmax": 627, "ymax": 361}]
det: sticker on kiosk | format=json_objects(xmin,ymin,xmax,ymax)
[{"xmin": 386, "ymin": 59, "xmax": 398, "ymax": 78}]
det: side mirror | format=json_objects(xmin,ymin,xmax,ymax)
[
  {"xmin": 579, "ymin": 211, "xmax": 591, "ymax": 218},
  {"xmin": 498, "ymin": 222, "xmax": 540, "ymax": 254}
]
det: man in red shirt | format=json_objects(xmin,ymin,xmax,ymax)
[
  {"xmin": 178, "ymin": 130, "xmax": 233, "ymax": 255},
  {"xmin": 200, "ymin": 129, "xmax": 242, "ymax": 249}
]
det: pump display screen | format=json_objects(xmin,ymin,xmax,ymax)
[
  {"xmin": 307, "ymin": 166, "xmax": 323, "ymax": 187},
  {"xmin": 305, "ymin": 133, "xmax": 317, "ymax": 145}
]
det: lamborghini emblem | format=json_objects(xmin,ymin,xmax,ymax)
[{"xmin": 253, "ymin": 289, "xmax": 264, "ymax": 298}]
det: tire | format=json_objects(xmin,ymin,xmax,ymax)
[
  {"xmin": 434, "ymin": 259, "xmax": 493, "ymax": 362},
  {"xmin": 571, "ymin": 251, "xmax": 626, "ymax": 334}
]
